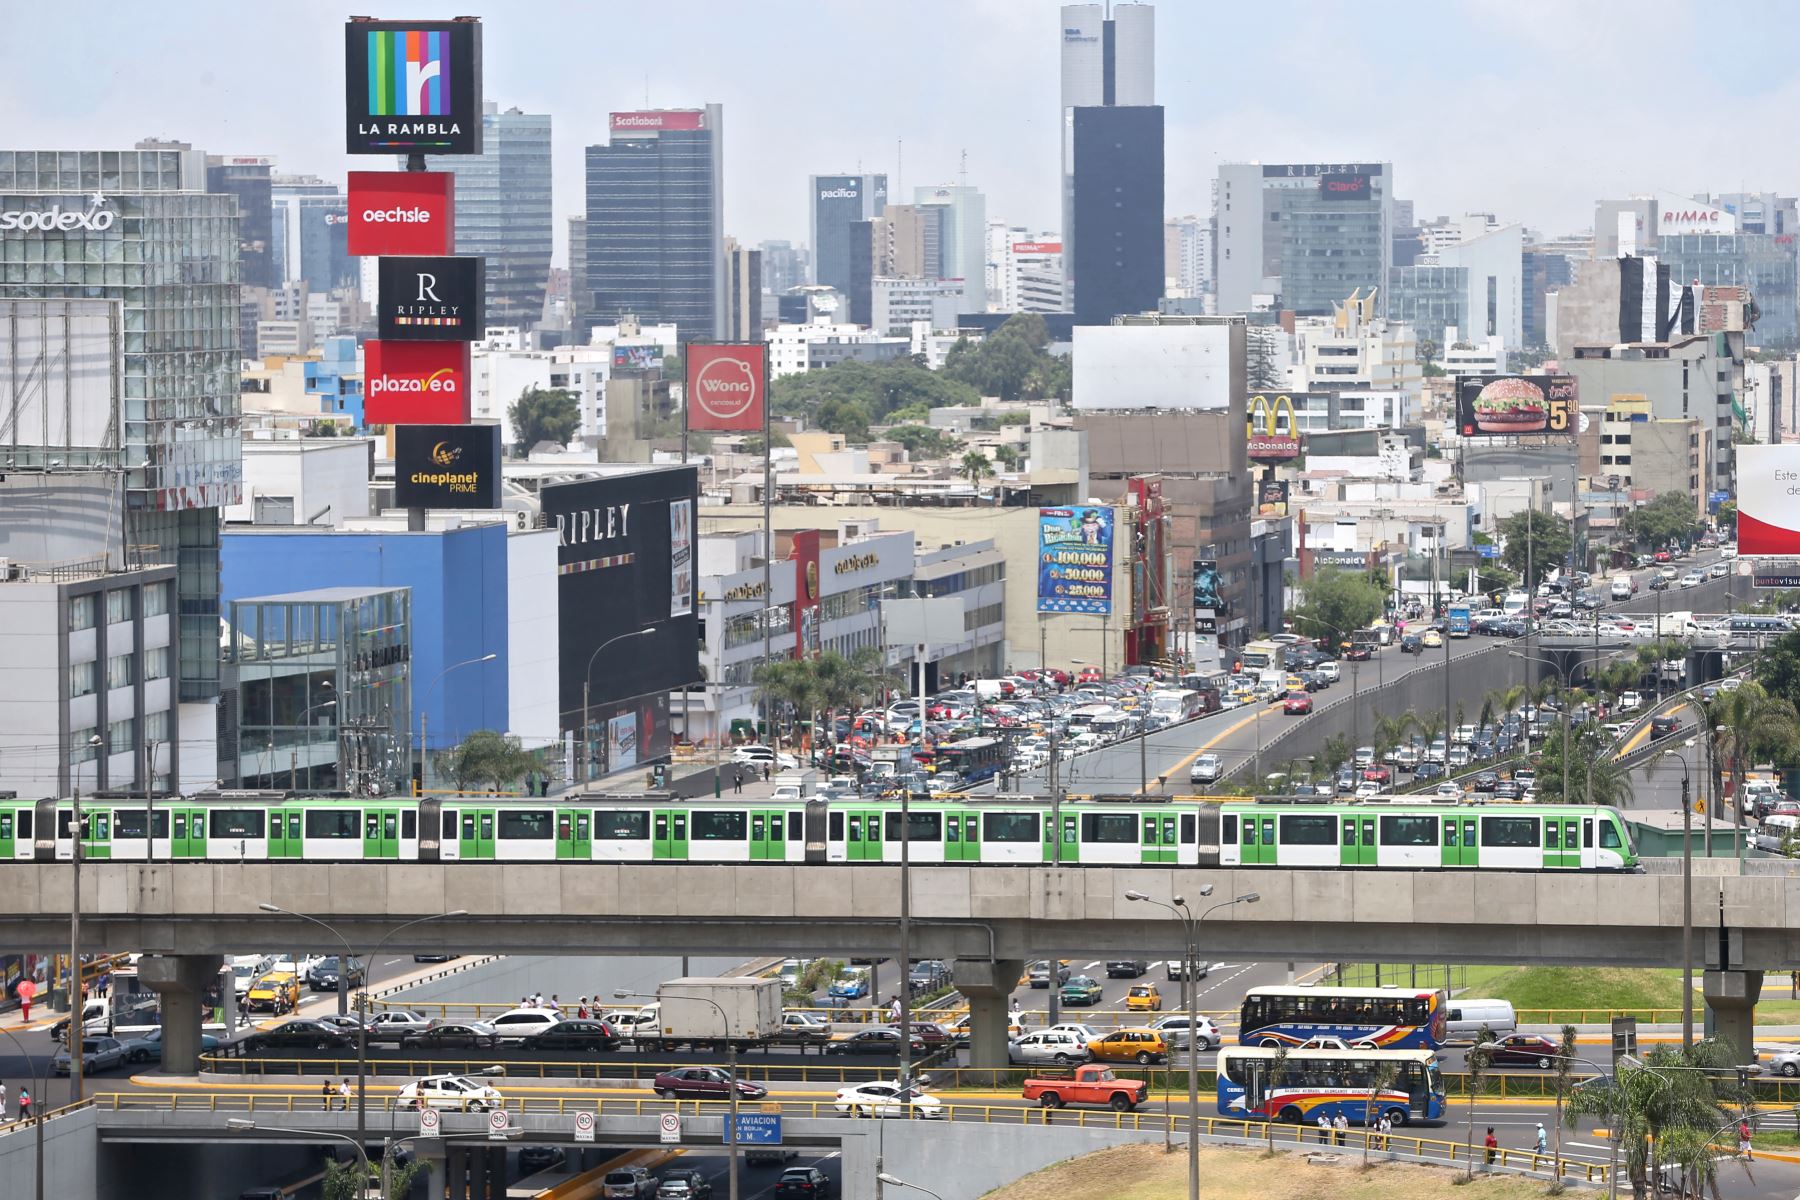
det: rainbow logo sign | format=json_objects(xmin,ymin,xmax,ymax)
[{"xmin": 367, "ymin": 29, "xmax": 452, "ymax": 117}]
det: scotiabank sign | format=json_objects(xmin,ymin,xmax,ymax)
[
  {"xmin": 346, "ymin": 171, "xmax": 455, "ymax": 256},
  {"xmin": 364, "ymin": 340, "xmax": 470, "ymax": 425},
  {"xmin": 610, "ymin": 110, "xmax": 704, "ymax": 132},
  {"xmin": 686, "ymin": 343, "xmax": 766, "ymax": 432}
]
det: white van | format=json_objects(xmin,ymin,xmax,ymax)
[
  {"xmin": 1753, "ymin": 814, "xmax": 1799, "ymax": 853},
  {"xmin": 1610, "ymin": 576, "xmax": 1635, "ymax": 601},
  {"xmin": 1444, "ymin": 999, "xmax": 1518, "ymax": 1041}
]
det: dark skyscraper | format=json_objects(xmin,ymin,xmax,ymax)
[
  {"xmin": 435, "ymin": 104, "xmax": 554, "ymax": 329},
  {"xmin": 810, "ymin": 173, "xmax": 886, "ymax": 295},
  {"xmin": 585, "ymin": 106, "xmax": 724, "ymax": 341},
  {"xmin": 1061, "ymin": 2, "xmax": 1155, "ymax": 312},
  {"xmin": 206, "ymin": 155, "xmax": 276, "ymax": 290},
  {"xmin": 1071, "ymin": 105, "xmax": 1164, "ymax": 325}
]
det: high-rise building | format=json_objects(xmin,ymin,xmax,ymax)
[
  {"xmin": 874, "ymin": 204, "xmax": 942, "ymax": 280},
  {"xmin": 759, "ymin": 240, "xmax": 808, "ymax": 296},
  {"xmin": 206, "ymin": 155, "xmax": 276, "ymax": 290},
  {"xmin": 430, "ymin": 104, "xmax": 553, "ymax": 330},
  {"xmin": 914, "ymin": 185, "xmax": 987, "ymax": 313},
  {"xmin": 567, "ymin": 216, "xmax": 589, "ymax": 334},
  {"xmin": 585, "ymin": 106, "xmax": 724, "ymax": 342},
  {"xmin": 996, "ymin": 236, "xmax": 1065, "ymax": 313},
  {"xmin": 0, "ymin": 145, "xmax": 242, "ymax": 790},
  {"xmin": 1657, "ymin": 233, "xmax": 1798, "ymax": 347},
  {"xmin": 1071, "ymin": 105, "xmax": 1163, "ymax": 325},
  {"xmin": 724, "ymin": 238, "xmax": 763, "ymax": 340},
  {"xmin": 1214, "ymin": 162, "xmax": 1395, "ymax": 316},
  {"xmin": 1061, "ymin": 2, "xmax": 1154, "ymax": 311},
  {"xmin": 270, "ymin": 175, "xmax": 353, "ymax": 295},
  {"xmin": 810, "ymin": 173, "xmax": 886, "ymax": 295},
  {"xmin": 1522, "ymin": 245, "xmax": 1574, "ymax": 350},
  {"xmin": 1165, "ymin": 214, "xmax": 1211, "ymax": 299}
]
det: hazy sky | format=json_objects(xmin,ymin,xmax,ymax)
[{"xmin": 4, "ymin": 0, "xmax": 1793, "ymax": 263}]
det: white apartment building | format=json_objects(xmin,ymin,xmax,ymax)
[
  {"xmin": 1437, "ymin": 326, "xmax": 1508, "ymax": 376},
  {"xmin": 1002, "ymin": 239, "xmax": 1066, "ymax": 314},
  {"xmin": 1164, "ymin": 215, "xmax": 1212, "ymax": 298},
  {"xmin": 872, "ymin": 277, "xmax": 966, "ymax": 335},
  {"xmin": 1289, "ymin": 391, "xmax": 1417, "ymax": 433},
  {"xmin": 1295, "ymin": 292, "xmax": 1422, "ymax": 398},
  {"xmin": 767, "ymin": 321, "xmax": 897, "ymax": 378}
]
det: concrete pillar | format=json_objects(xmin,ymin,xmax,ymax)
[
  {"xmin": 137, "ymin": 954, "xmax": 222, "ymax": 1074},
  {"xmin": 1703, "ymin": 969, "xmax": 1762, "ymax": 1065},
  {"xmin": 485, "ymin": 1148, "xmax": 507, "ymax": 1200},
  {"xmin": 955, "ymin": 958, "xmax": 1024, "ymax": 1071},
  {"xmin": 447, "ymin": 1145, "xmax": 467, "ymax": 1199}
]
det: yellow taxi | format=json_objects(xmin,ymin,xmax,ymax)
[
  {"xmin": 246, "ymin": 971, "xmax": 300, "ymax": 1014},
  {"xmin": 1421, "ymin": 628, "xmax": 1444, "ymax": 648},
  {"xmin": 1087, "ymin": 1027, "xmax": 1168, "ymax": 1064},
  {"xmin": 1284, "ymin": 674, "xmax": 1307, "ymax": 694},
  {"xmin": 1124, "ymin": 983, "xmax": 1163, "ymax": 1012}
]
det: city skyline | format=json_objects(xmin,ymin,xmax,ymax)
[{"xmin": 2, "ymin": 0, "xmax": 1791, "ymax": 261}]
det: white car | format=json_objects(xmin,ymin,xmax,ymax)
[
  {"xmin": 1045, "ymin": 1023, "xmax": 1105, "ymax": 1043},
  {"xmin": 365, "ymin": 1010, "xmax": 433, "ymax": 1040},
  {"xmin": 398, "ymin": 1074, "xmax": 504, "ymax": 1112},
  {"xmin": 488, "ymin": 1008, "xmax": 564, "ymax": 1041},
  {"xmin": 598, "ymin": 1007, "xmax": 659, "ymax": 1039},
  {"xmin": 1354, "ymin": 781, "xmax": 1384, "ymax": 798},
  {"xmin": 1617, "ymin": 691, "xmax": 1642, "ymax": 712},
  {"xmin": 1710, "ymin": 560, "xmax": 1729, "ymax": 578},
  {"xmin": 1679, "ymin": 572, "xmax": 1704, "ymax": 589},
  {"xmin": 1149, "ymin": 1014, "xmax": 1220, "ymax": 1051},
  {"xmin": 833, "ymin": 1081, "xmax": 946, "ymax": 1119},
  {"xmin": 731, "ymin": 744, "xmax": 798, "ymax": 771},
  {"xmin": 1314, "ymin": 661, "xmax": 1341, "ymax": 683},
  {"xmin": 1435, "ymin": 782, "xmax": 1464, "ymax": 800},
  {"xmin": 1007, "ymin": 1030, "xmax": 1092, "ymax": 1066}
]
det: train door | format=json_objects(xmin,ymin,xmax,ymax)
[
  {"xmin": 555, "ymin": 810, "xmax": 592, "ymax": 860},
  {"xmin": 268, "ymin": 807, "xmax": 303, "ymax": 860},
  {"xmin": 459, "ymin": 809, "xmax": 496, "ymax": 860},
  {"xmin": 843, "ymin": 808, "xmax": 881, "ymax": 862},
  {"xmin": 653, "ymin": 809, "xmax": 689, "ymax": 861},
  {"xmin": 1243, "ymin": 813, "xmax": 1278, "ymax": 865},
  {"xmin": 749, "ymin": 809, "xmax": 784, "ymax": 861},
  {"xmin": 0, "ymin": 808, "xmax": 15, "ymax": 859},
  {"xmin": 1154, "ymin": 814, "xmax": 1179, "ymax": 864},
  {"xmin": 1339, "ymin": 815, "xmax": 1376, "ymax": 867},
  {"xmin": 172, "ymin": 808, "xmax": 207, "ymax": 858},
  {"xmin": 363, "ymin": 809, "xmax": 400, "ymax": 859},
  {"xmin": 1442, "ymin": 816, "xmax": 1478, "ymax": 868},
  {"xmin": 945, "ymin": 813, "xmax": 978, "ymax": 861},
  {"xmin": 1546, "ymin": 817, "xmax": 1580, "ymax": 870}
]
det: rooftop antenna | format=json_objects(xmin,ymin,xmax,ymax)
[
  {"xmin": 643, "ymin": 75, "xmax": 649, "ymax": 107},
  {"xmin": 959, "ymin": 148, "xmax": 968, "ymax": 194}
]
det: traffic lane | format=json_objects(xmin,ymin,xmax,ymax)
[{"xmin": 663, "ymin": 1148, "xmax": 844, "ymax": 1200}]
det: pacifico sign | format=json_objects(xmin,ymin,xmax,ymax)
[{"xmin": 0, "ymin": 194, "xmax": 114, "ymax": 235}]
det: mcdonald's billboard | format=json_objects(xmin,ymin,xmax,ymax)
[{"xmin": 1246, "ymin": 393, "xmax": 1302, "ymax": 461}]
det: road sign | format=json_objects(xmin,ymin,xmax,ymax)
[
  {"xmin": 574, "ymin": 1110, "xmax": 596, "ymax": 1143},
  {"xmin": 1611, "ymin": 1016, "xmax": 1638, "ymax": 1069},
  {"xmin": 1753, "ymin": 559, "xmax": 1800, "ymax": 588},
  {"xmin": 659, "ymin": 1112, "xmax": 682, "ymax": 1145},
  {"xmin": 418, "ymin": 1106, "xmax": 440, "ymax": 1137},
  {"xmin": 486, "ymin": 1108, "xmax": 511, "ymax": 1140},
  {"xmin": 1476, "ymin": 543, "xmax": 1499, "ymax": 559},
  {"xmin": 734, "ymin": 1113, "xmax": 782, "ymax": 1145}
]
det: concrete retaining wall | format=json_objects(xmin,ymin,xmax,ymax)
[{"xmin": 0, "ymin": 1105, "xmax": 99, "ymax": 1199}]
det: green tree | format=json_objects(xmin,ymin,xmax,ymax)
[
  {"xmin": 661, "ymin": 352, "xmax": 683, "ymax": 381},
  {"xmin": 940, "ymin": 313, "xmax": 1071, "ymax": 403},
  {"xmin": 771, "ymin": 358, "xmax": 979, "ymax": 431},
  {"xmin": 1753, "ymin": 629, "xmax": 1800, "ymax": 709},
  {"xmin": 752, "ymin": 659, "xmax": 818, "ymax": 749},
  {"xmin": 1707, "ymin": 682, "xmax": 1800, "ymax": 819},
  {"xmin": 1361, "ymin": 1059, "xmax": 1401, "ymax": 1167},
  {"xmin": 993, "ymin": 444, "xmax": 1023, "ymax": 471},
  {"xmin": 884, "ymin": 424, "xmax": 960, "ymax": 460},
  {"xmin": 1535, "ymin": 725, "xmax": 1635, "ymax": 807},
  {"xmin": 1716, "ymin": 500, "xmax": 1738, "ymax": 538},
  {"xmin": 1621, "ymin": 490, "xmax": 1706, "ymax": 552},
  {"xmin": 742, "ymin": 430, "xmax": 793, "ymax": 455},
  {"xmin": 1245, "ymin": 325, "xmax": 1285, "ymax": 391},
  {"xmin": 959, "ymin": 449, "xmax": 991, "ymax": 498},
  {"xmin": 1373, "ymin": 712, "xmax": 1414, "ymax": 762},
  {"xmin": 1551, "ymin": 1023, "xmax": 1578, "ymax": 1186},
  {"xmin": 433, "ymin": 730, "xmax": 537, "ymax": 793},
  {"xmin": 1498, "ymin": 508, "xmax": 1573, "ymax": 590},
  {"xmin": 1288, "ymin": 568, "xmax": 1386, "ymax": 645},
  {"xmin": 507, "ymin": 386, "xmax": 581, "ymax": 455},
  {"xmin": 1319, "ymin": 733, "xmax": 1352, "ymax": 773},
  {"xmin": 323, "ymin": 1158, "xmax": 368, "ymax": 1200},
  {"xmin": 814, "ymin": 397, "xmax": 872, "ymax": 442}
]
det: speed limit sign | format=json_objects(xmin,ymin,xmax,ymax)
[
  {"xmin": 659, "ymin": 1112, "xmax": 682, "ymax": 1145},
  {"xmin": 418, "ymin": 1106, "xmax": 441, "ymax": 1137},
  {"xmin": 574, "ymin": 1110, "xmax": 596, "ymax": 1143},
  {"xmin": 487, "ymin": 1108, "xmax": 512, "ymax": 1140}
]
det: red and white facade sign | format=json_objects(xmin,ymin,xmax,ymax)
[
  {"xmin": 346, "ymin": 171, "xmax": 456, "ymax": 257},
  {"xmin": 686, "ymin": 344, "xmax": 767, "ymax": 432},
  {"xmin": 364, "ymin": 340, "xmax": 471, "ymax": 425}
]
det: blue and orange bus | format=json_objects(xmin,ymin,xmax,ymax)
[
  {"xmin": 1219, "ymin": 1046, "xmax": 1445, "ymax": 1126},
  {"xmin": 1239, "ymin": 986, "xmax": 1447, "ymax": 1050}
]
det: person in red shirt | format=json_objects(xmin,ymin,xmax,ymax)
[{"xmin": 1484, "ymin": 1128, "xmax": 1498, "ymax": 1164}]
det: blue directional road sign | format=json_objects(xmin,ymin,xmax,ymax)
[
  {"xmin": 734, "ymin": 1113, "xmax": 782, "ymax": 1145},
  {"xmin": 1476, "ymin": 543, "xmax": 1499, "ymax": 559}
]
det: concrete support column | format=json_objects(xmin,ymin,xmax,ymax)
[
  {"xmin": 485, "ymin": 1148, "xmax": 507, "ymax": 1200},
  {"xmin": 447, "ymin": 1145, "xmax": 467, "ymax": 1199},
  {"xmin": 954, "ymin": 958, "xmax": 1024, "ymax": 1071},
  {"xmin": 137, "ymin": 953, "xmax": 222, "ymax": 1074},
  {"xmin": 1703, "ymin": 969, "xmax": 1762, "ymax": 1065}
]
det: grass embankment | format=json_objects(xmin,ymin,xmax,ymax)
[{"xmin": 980, "ymin": 1143, "xmax": 1554, "ymax": 1200}]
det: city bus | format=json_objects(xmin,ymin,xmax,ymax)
[
  {"xmin": 932, "ymin": 737, "xmax": 1006, "ymax": 784},
  {"xmin": 1218, "ymin": 1046, "xmax": 1445, "ymax": 1127},
  {"xmin": 1238, "ymin": 985, "xmax": 1447, "ymax": 1050}
]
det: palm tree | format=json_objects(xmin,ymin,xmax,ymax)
[
  {"xmin": 1551, "ymin": 1023, "xmax": 1577, "ymax": 1184},
  {"xmin": 959, "ymin": 449, "xmax": 990, "ymax": 500},
  {"xmin": 1373, "ymin": 712, "xmax": 1415, "ymax": 762},
  {"xmin": 752, "ymin": 659, "xmax": 816, "ymax": 750},
  {"xmin": 1361, "ymin": 1059, "xmax": 1401, "ymax": 1167},
  {"xmin": 1544, "ymin": 726, "xmax": 1635, "ymax": 807},
  {"xmin": 1708, "ymin": 682, "xmax": 1800, "ymax": 826}
]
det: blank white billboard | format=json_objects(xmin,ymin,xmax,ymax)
[{"xmin": 1072, "ymin": 323, "xmax": 1232, "ymax": 410}]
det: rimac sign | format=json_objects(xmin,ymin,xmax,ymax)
[{"xmin": 344, "ymin": 19, "xmax": 483, "ymax": 155}]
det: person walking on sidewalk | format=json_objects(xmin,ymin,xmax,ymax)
[
  {"xmin": 18, "ymin": 1086, "xmax": 31, "ymax": 1123},
  {"xmin": 1484, "ymin": 1127, "xmax": 1498, "ymax": 1165}
]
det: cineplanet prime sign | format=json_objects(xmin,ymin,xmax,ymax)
[{"xmin": 0, "ymin": 193, "xmax": 114, "ymax": 234}]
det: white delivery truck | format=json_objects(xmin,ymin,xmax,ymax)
[
  {"xmin": 655, "ymin": 976, "xmax": 783, "ymax": 1050},
  {"xmin": 1610, "ymin": 575, "xmax": 1636, "ymax": 601}
]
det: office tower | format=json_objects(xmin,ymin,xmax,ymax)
[
  {"xmin": 586, "ymin": 106, "xmax": 725, "ymax": 341},
  {"xmin": 759, "ymin": 240, "xmax": 807, "ymax": 295},
  {"xmin": 876, "ymin": 204, "xmax": 942, "ymax": 279},
  {"xmin": 431, "ymin": 104, "xmax": 553, "ymax": 329},
  {"xmin": 270, "ymin": 175, "xmax": 353, "ymax": 294},
  {"xmin": 1061, "ymin": 2, "xmax": 1154, "ymax": 310},
  {"xmin": 568, "ymin": 216, "xmax": 589, "ymax": 334},
  {"xmin": 1070, "ymin": 106, "xmax": 1163, "ymax": 325},
  {"xmin": 810, "ymin": 173, "xmax": 887, "ymax": 294},
  {"xmin": 206, "ymin": 155, "xmax": 276, "ymax": 289},
  {"xmin": 1214, "ymin": 162, "xmax": 1394, "ymax": 315},
  {"xmin": 1165, "ymin": 215, "xmax": 1211, "ymax": 299},
  {"xmin": 724, "ymin": 238, "xmax": 763, "ymax": 339},
  {"xmin": 914, "ymin": 184, "xmax": 987, "ymax": 312}
]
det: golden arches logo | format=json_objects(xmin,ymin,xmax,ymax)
[{"xmin": 1246, "ymin": 394, "xmax": 1297, "ymax": 440}]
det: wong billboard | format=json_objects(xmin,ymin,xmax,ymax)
[
  {"xmin": 1037, "ymin": 506, "xmax": 1115, "ymax": 615},
  {"xmin": 686, "ymin": 343, "xmax": 767, "ymax": 432},
  {"xmin": 1735, "ymin": 444, "xmax": 1800, "ymax": 556}
]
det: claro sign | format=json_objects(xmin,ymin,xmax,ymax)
[
  {"xmin": 0, "ymin": 194, "xmax": 115, "ymax": 234},
  {"xmin": 685, "ymin": 343, "xmax": 767, "ymax": 432}
]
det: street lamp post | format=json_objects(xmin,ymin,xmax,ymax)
[
  {"xmin": 416, "ymin": 653, "xmax": 497, "ymax": 793},
  {"xmin": 1654, "ymin": 746, "xmax": 1698, "ymax": 1048},
  {"xmin": 259, "ymin": 905, "xmax": 468, "ymax": 1145},
  {"xmin": 292, "ymin": 696, "xmax": 338, "ymax": 791},
  {"xmin": 226, "ymin": 1118, "xmax": 372, "ymax": 1187},
  {"xmin": 876, "ymin": 1173, "xmax": 943, "ymax": 1200},
  {"xmin": 581, "ymin": 631, "xmax": 655, "ymax": 784},
  {"xmin": 618, "ymin": 988, "xmax": 741, "ymax": 1200},
  {"xmin": 1126, "ymin": 886, "xmax": 1261, "ymax": 1200},
  {"xmin": 1508, "ymin": 650, "xmax": 1576, "ymax": 803}
]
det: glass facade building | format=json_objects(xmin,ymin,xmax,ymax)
[
  {"xmin": 1070, "ymin": 105, "xmax": 1164, "ymax": 326},
  {"xmin": 271, "ymin": 177, "xmax": 354, "ymax": 296},
  {"xmin": 428, "ymin": 105, "xmax": 553, "ymax": 330},
  {"xmin": 1387, "ymin": 264, "xmax": 1468, "ymax": 348},
  {"xmin": 0, "ymin": 147, "xmax": 241, "ymax": 701},
  {"xmin": 205, "ymin": 158, "xmax": 275, "ymax": 290},
  {"xmin": 1657, "ymin": 233, "xmax": 1798, "ymax": 349},
  {"xmin": 1280, "ymin": 184, "xmax": 1388, "ymax": 315},
  {"xmin": 230, "ymin": 586, "xmax": 411, "ymax": 794}
]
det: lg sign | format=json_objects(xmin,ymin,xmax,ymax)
[
  {"xmin": 686, "ymin": 344, "xmax": 767, "ymax": 432},
  {"xmin": 346, "ymin": 171, "xmax": 455, "ymax": 256}
]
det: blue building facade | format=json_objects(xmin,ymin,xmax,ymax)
[
  {"xmin": 222, "ymin": 524, "xmax": 508, "ymax": 766},
  {"xmin": 305, "ymin": 336, "xmax": 365, "ymax": 428}
]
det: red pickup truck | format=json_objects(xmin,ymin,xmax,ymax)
[{"xmin": 1021, "ymin": 1064, "xmax": 1149, "ymax": 1112}]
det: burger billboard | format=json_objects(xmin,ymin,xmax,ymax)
[
  {"xmin": 1735, "ymin": 444, "xmax": 1800, "ymax": 556},
  {"xmin": 1455, "ymin": 374, "xmax": 1577, "ymax": 438},
  {"xmin": 686, "ymin": 343, "xmax": 767, "ymax": 432}
]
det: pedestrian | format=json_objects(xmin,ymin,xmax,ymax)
[
  {"xmin": 338, "ymin": 1079, "xmax": 352, "ymax": 1111},
  {"xmin": 1484, "ymin": 1127, "xmax": 1498, "ymax": 1165},
  {"xmin": 578, "ymin": 997, "xmax": 590, "ymax": 1020},
  {"xmin": 1334, "ymin": 1112, "xmax": 1347, "ymax": 1145},
  {"xmin": 17, "ymin": 1086, "xmax": 29, "ymax": 1122},
  {"xmin": 1376, "ymin": 1113, "xmax": 1390, "ymax": 1150},
  {"xmin": 550, "ymin": 994, "xmax": 561, "ymax": 1014},
  {"xmin": 1317, "ymin": 1114, "xmax": 1330, "ymax": 1144},
  {"xmin": 0, "ymin": 1081, "xmax": 8, "ymax": 1123},
  {"xmin": 1739, "ymin": 1118, "xmax": 1753, "ymax": 1160},
  {"xmin": 322, "ymin": 1079, "xmax": 335, "ymax": 1110},
  {"xmin": 733, "ymin": 768, "xmax": 744, "ymax": 795},
  {"xmin": 1535, "ymin": 1123, "xmax": 1548, "ymax": 1156},
  {"xmin": 763, "ymin": 763, "xmax": 771, "ymax": 783},
  {"xmin": 94, "ymin": 972, "xmax": 108, "ymax": 998},
  {"xmin": 889, "ymin": 997, "xmax": 901, "ymax": 1023},
  {"xmin": 17, "ymin": 985, "xmax": 31, "ymax": 1025}
]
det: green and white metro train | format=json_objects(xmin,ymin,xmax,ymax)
[{"xmin": 0, "ymin": 792, "xmax": 1639, "ymax": 871}]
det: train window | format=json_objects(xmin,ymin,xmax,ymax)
[
  {"xmin": 1545, "ymin": 823, "xmax": 1560, "ymax": 849},
  {"xmin": 16, "ymin": 811, "xmax": 29, "ymax": 838},
  {"xmin": 401, "ymin": 812, "xmax": 416, "ymax": 839},
  {"xmin": 365, "ymin": 813, "xmax": 379, "ymax": 839},
  {"xmin": 1600, "ymin": 821, "xmax": 1623, "ymax": 849},
  {"xmin": 1278, "ymin": 815, "xmax": 1337, "ymax": 845},
  {"xmin": 595, "ymin": 811, "xmax": 651, "ymax": 840},
  {"xmin": 946, "ymin": 819, "xmax": 960, "ymax": 842},
  {"xmin": 1445, "ymin": 822, "xmax": 1458, "ymax": 847},
  {"xmin": 788, "ymin": 813, "xmax": 802, "ymax": 841},
  {"xmin": 1481, "ymin": 816, "xmax": 1539, "ymax": 848},
  {"xmin": 1081, "ymin": 813, "xmax": 1138, "ymax": 843},
  {"xmin": 1221, "ymin": 815, "xmax": 1237, "ymax": 843},
  {"xmin": 1243, "ymin": 819, "xmax": 1257, "ymax": 845},
  {"xmin": 498, "ymin": 811, "xmax": 555, "ymax": 840},
  {"xmin": 691, "ymin": 811, "xmax": 747, "ymax": 841},
  {"xmin": 1065, "ymin": 816, "xmax": 1078, "ymax": 843},
  {"xmin": 0, "ymin": 815, "xmax": 9, "ymax": 839},
  {"xmin": 443, "ymin": 810, "xmax": 458, "ymax": 840},
  {"xmin": 883, "ymin": 812, "xmax": 941, "ymax": 842},
  {"xmin": 829, "ymin": 811, "xmax": 844, "ymax": 841},
  {"xmin": 848, "ymin": 817, "xmax": 861, "ymax": 842},
  {"xmin": 1583, "ymin": 819, "xmax": 1593, "ymax": 848},
  {"xmin": 113, "ymin": 810, "xmax": 169, "ymax": 838},
  {"xmin": 209, "ymin": 809, "xmax": 266, "ymax": 839},
  {"xmin": 1379, "ymin": 815, "xmax": 1438, "ymax": 846},
  {"xmin": 983, "ymin": 812, "xmax": 1039, "ymax": 842},
  {"xmin": 306, "ymin": 810, "xmax": 362, "ymax": 839},
  {"xmin": 1142, "ymin": 817, "xmax": 1156, "ymax": 845},
  {"xmin": 768, "ymin": 814, "xmax": 782, "ymax": 840},
  {"xmin": 1341, "ymin": 818, "xmax": 1356, "ymax": 845},
  {"xmin": 1180, "ymin": 813, "xmax": 1195, "ymax": 844}
]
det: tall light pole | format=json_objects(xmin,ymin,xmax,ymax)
[
  {"xmin": 259, "ymin": 904, "xmax": 467, "ymax": 1144},
  {"xmin": 69, "ymin": 729, "xmax": 101, "ymax": 1105},
  {"xmin": 1654, "ymin": 747, "xmax": 1697, "ymax": 1048},
  {"xmin": 1126, "ymin": 886, "xmax": 1261, "ymax": 1200},
  {"xmin": 416, "ymin": 653, "xmax": 497, "ymax": 793},
  {"xmin": 226, "ymin": 1118, "xmax": 371, "ymax": 1187},
  {"xmin": 292, "ymin": 696, "xmax": 337, "ymax": 791},
  {"xmin": 581, "ymin": 630, "xmax": 655, "ymax": 784},
  {"xmin": 619, "ymin": 988, "xmax": 742, "ymax": 1200},
  {"xmin": 876, "ymin": 1173, "xmax": 944, "ymax": 1200}
]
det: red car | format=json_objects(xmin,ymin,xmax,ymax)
[
  {"xmin": 1077, "ymin": 666, "xmax": 1103, "ymax": 684},
  {"xmin": 1343, "ymin": 644, "xmax": 1372, "ymax": 662},
  {"xmin": 1654, "ymin": 550, "xmax": 1671, "ymax": 563},
  {"xmin": 1484, "ymin": 1035, "xmax": 1561, "ymax": 1068},
  {"xmin": 1361, "ymin": 765, "xmax": 1392, "ymax": 784},
  {"xmin": 1283, "ymin": 691, "xmax": 1313, "ymax": 715},
  {"xmin": 652, "ymin": 1067, "xmax": 768, "ymax": 1101}
]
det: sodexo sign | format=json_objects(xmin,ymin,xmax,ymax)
[{"xmin": 0, "ymin": 193, "xmax": 114, "ymax": 234}]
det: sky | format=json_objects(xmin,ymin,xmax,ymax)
[{"xmin": 3, "ymin": 0, "xmax": 1796, "ymax": 265}]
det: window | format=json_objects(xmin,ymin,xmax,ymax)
[
  {"xmin": 143, "ymin": 710, "xmax": 169, "ymax": 743},
  {"xmin": 401, "ymin": 812, "xmax": 416, "ymax": 840},
  {"xmin": 106, "ymin": 590, "xmax": 134, "ymax": 624},
  {"xmin": 68, "ymin": 594, "xmax": 95, "ymax": 632},
  {"xmin": 983, "ymin": 812, "xmax": 1039, "ymax": 842},
  {"xmin": 306, "ymin": 809, "xmax": 361, "ymax": 839},
  {"xmin": 68, "ymin": 661, "xmax": 95, "ymax": 698},
  {"xmin": 1222, "ymin": 815, "xmax": 1238, "ymax": 844},
  {"xmin": 114, "ymin": 810, "xmax": 168, "ymax": 839},
  {"xmin": 1082, "ymin": 813, "xmax": 1139, "ymax": 843},
  {"xmin": 107, "ymin": 654, "xmax": 134, "ymax": 691},
  {"xmin": 210, "ymin": 809, "xmax": 265, "ymax": 838},
  {"xmin": 106, "ymin": 718, "xmax": 134, "ymax": 754},
  {"xmin": 883, "ymin": 811, "xmax": 941, "ymax": 842},
  {"xmin": 595, "ymin": 810, "xmax": 651, "ymax": 840},
  {"xmin": 1599, "ymin": 821, "xmax": 1623, "ymax": 849},
  {"xmin": 1380, "ymin": 815, "xmax": 1438, "ymax": 846},
  {"xmin": 142, "ymin": 581, "xmax": 169, "ymax": 617},
  {"xmin": 498, "ymin": 811, "xmax": 554, "ymax": 840},
  {"xmin": 1279, "ymin": 815, "xmax": 1338, "ymax": 845},
  {"xmin": 144, "ymin": 646, "xmax": 169, "ymax": 681},
  {"xmin": 691, "ymin": 811, "xmax": 747, "ymax": 841},
  {"xmin": 1482, "ymin": 816, "xmax": 1539, "ymax": 848}
]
